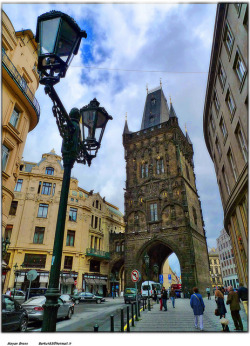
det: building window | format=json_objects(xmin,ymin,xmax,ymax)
[
  {"xmin": 210, "ymin": 113, "xmax": 216, "ymax": 133},
  {"xmin": 38, "ymin": 181, "xmax": 42, "ymax": 194},
  {"xmin": 218, "ymin": 62, "xmax": 227, "ymax": 88},
  {"xmin": 213, "ymin": 91, "xmax": 220, "ymax": 114},
  {"xmin": 45, "ymin": 167, "xmax": 54, "ymax": 175},
  {"xmin": 121, "ymin": 241, "xmax": 125, "ymax": 252},
  {"xmin": 235, "ymin": 124, "xmax": 248, "ymax": 162},
  {"xmin": 225, "ymin": 89, "xmax": 236, "ymax": 118},
  {"xmin": 89, "ymin": 260, "xmax": 100, "ymax": 273},
  {"xmin": 66, "ymin": 230, "xmax": 75, "ymax": 246},
  {"xmin": 9, "ymin": 107, "xmax": 20, "ymax": 128},
  {"xmin": 23, "ymin": 254, "xmax": 46, "ymax": 268},
  {"xmin": 150, "ymin": 203, "xmax": 158, "ymax": 222},
  {"xmin": 5, "ymin": 225, "xmax": 13, "ymax": 242},
  {"xmin": 233, "ymin": 51, "xmax": 247, "ymax": 84},
  {"xmin": 64, "ymin": 256, "xmax": 73, "ymax": 270},
  {"xmin": 156, "ymin": 158, "xmax": 164, "ymax": 174},
  {"xmin": 222, "ymin": 166, "xmax": 230, "ymax": 195},
  {"xmin": 33, "ymin": 227, "xmax": 45, "ymax": 244},
  {"xmin": 52, "ymin": 183, "xmax": 56, "ymax": 196},
  {"xmin": 219, "ymin": 117, "xmax": 228, "ymax": 141},
  {"xmin": 9, "ymin": 201, "xmax": 18, "ymax": 216},
  {"xmin": 37, "ymin": 203, "xmax": 48, "ymax": 218},
  {"xmin": 2, "ymin": 145, "xmax": 10, "ymax": 171},
  {"xmin": 14, "ymin": 179, "xmax": 23, "ymax": 192},
  {"xmin": 215, "ymin": 137, "xmax": 222, "ymax": 159},
  {"xmin": 192, "ymin": 207, "xmax": 197, "ymax": 225},
  {"xmin": 94, "ymin": 216, "xmax": 98, "ymax": 229},
  {"xmin": 141, "ymin": 162, "xmax": 149, "ymax": 178},
  {"xmin": 41, "ymin": 182, "xmax": 52, "ymax": 195},
  {"xmin": 69, "ymin": 207, "xmax": 77, "ymax": 221},
  {"xmin": 99, "ymin": 218, "xmax": 102, "ymax": 231},
  {"xmin": 227, "ymin": 148, "xmax": 238, "ymax": 181},
  {"xmin": 224, "ymin": 23, "xmax": 234, "ymax": 55},
  {"xmin": 116, "ymin": 242, "xmax": 121, "ymax": 252}
]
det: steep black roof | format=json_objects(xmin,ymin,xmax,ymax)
[
  {"xmin": 169, "ymin": 102, "xmax": 177, "ymax": 118},
  {"xmin": 140, "ymin": 86, "xmax": 170, "ymax": 130}
]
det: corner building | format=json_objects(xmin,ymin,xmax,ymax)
[
  {"xmin": 123, "ymin": 86, "xmax": 210, "ymax": 295},
  {"xmin": 203, "ymin": 3, "xmax": 248, "ymax": 286}
]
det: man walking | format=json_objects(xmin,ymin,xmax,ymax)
[
  {"xmin": 169, "ymin": 287, "xmax": 177, "ymax": 308},
  {"xmin": 190, "ymin": 287, "xmax": 205, "ymax": 331},
  {"xmin": 226, "ymin": 286, "xmax": 243, "ymax": 331},
  {"xmin": 206, "ymin": 286, "xmax": 211, "ymax": 300},
  {"xmin": 161, "ymin": 286, "xmax": 168, "ymax": 311}
]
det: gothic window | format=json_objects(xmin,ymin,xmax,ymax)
[
  {"xmin": 156, "ymin": 158, "xmax": 164, "ymax": 174},
  {"xmin": 150, "ymin": 203, "xmax": 158, "ymax": 222},
  {"xmin": 141, "ymin": 162, "xmax": 149, "ymax": 178}
]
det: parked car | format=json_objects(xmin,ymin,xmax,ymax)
[
  {"xmin": 60, "ymin": 294, "xmax": 75, "ymax": 312},
  {"xmin": 78, "ymin": 292, "xmax": 105, "ymax": 304},
  {"xmin": 10, "ymin": 290, "xmax": 26, "ymax": 304},
  {"xmin": 2, "ymin": 294, "xmax": 29, "ymax": 332},
  {"xmin": 25, "ymin": 287, "xmax": 47, "ymax": 301},
  {"xmin": 21, "ymin": 296, "xmax": 74, "ymax": 321},
  {"xmin": 141, "ymin": 281, "xmax": 161, "ymax": 299},
  {"xmin": 124, "ymin": 288, "xmax": 141, "ymax": 304}
]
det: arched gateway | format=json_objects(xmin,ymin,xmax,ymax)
[{"xmin": 123, "ymin": 86, "xmax": 210, "ymax": 295}]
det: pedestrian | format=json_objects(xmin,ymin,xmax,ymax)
[
  {"xmin": 153, "ymin": 287, "xmax": 157, "ymax": 302},
  {"xmin": 5, "ymin": 288, "xmax": 11, "ymax": 296},
  {"xmin": 159, "ymin": 287, "xmax": 163, "ymax": 311},
  {"xmin": 161, "ymin": 286, "xmax": 168, "ymax": 311},
  {"xmin": 190, "ymin": 287, "xmax": 205, "ymax": 331},
  {"xmin": 169, "ymin": 287, "xmax": 177, "ymax": 308},
  {"xmin": 237, "ymin": 282, "xmax": 248, "ymax": 316},
  {"xmin": 226, "ymin": 286, "xmax": 243, "ymax": 331},
  {"xmin": 206, "ymin": 286, "xmax": 211, "ymax": 300},
  {"xmin": 215, "ymin": 288, "xmax": 227, "ymax": 331}
]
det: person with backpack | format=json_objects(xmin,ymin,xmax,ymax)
[{"xmin": 190, "ymin": 287, "xmax": 205, "ymax": 331}]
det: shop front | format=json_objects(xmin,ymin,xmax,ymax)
[
  {"xmin": 82, "ymin": 274, "xmax": 108, "ymax": 296},
  {"xmin": 60, "ymin": 271, "xmax": 78, "ymax": 294}
]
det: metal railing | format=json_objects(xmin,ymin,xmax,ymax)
[
  {"xmin": 86, "ymin": 248, "xmax": 110, "ymax": 259},
  {"xmin": 2, "ymin": 48, "xmax": 40, "ymax": 118}
]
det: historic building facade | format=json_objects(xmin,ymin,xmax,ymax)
[
  {"xmin": 203, "ymin": 3, "xmax": 248, "ymax": 286},
  {"xmin": 2, "ymin": 10, "xmax": 40, "ymax": 235},
  {"xmin": 208, "ymin": 248, "xmax": 223, "ymax": 288},
  {"xmin": 123, "ymin": 85, "xmax": 210, "ymax": 295},
  {"xmin": 3, "ymin": 150, "xmax": 125, "ymax": 295},
  {"xmin": 216, "ymin": 228, "xmax": 239, "ymax": 288}
]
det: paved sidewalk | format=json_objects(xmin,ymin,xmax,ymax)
[{"xmin": 130, "ymin": 297, "xmax": 248, "ymax": 332}]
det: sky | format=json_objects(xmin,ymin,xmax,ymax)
[{"xmin": 2, "ymin": 1, "xmax": 224, "ymax": 277}]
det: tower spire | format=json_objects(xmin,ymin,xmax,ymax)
[{"xmin": 123, "ymin": 112, "xmax": 130, "ymax": 134}]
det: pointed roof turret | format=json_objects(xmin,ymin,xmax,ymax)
[
  {"xmin": 140, "ymin": 85, "xmax": 170, "ymax": 130},
  {"xmin": 169, "ymin": 96, "xmax": 177, "ymax": 118},
  {"xmin": 185, "ymin": 124, "xmax": 192, "ymax": 145},
  {"xmin": 123, "ymin": 113, "xmax": 131, "ymax": 134}
]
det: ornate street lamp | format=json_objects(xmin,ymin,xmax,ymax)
[
  {"xmin": 153, "ymin": 263, "xmax": 159, "ymax": 303},
  {"xmin": 35, "ymin": 11, "xmax": 112, "ymax": 332},
  {"xmin": 144, "ymin": 253, "xmax": 150, "ymax": 311}
]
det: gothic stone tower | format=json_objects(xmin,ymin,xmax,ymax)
[{"xmin": 123, "ymin": 86, "xmax": 210, "ymax": 295}]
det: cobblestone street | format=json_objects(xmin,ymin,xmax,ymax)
[{"xmin": 131, "ymin": 297, "xmax": 248, "ymax": 332}]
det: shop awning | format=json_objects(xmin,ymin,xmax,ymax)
[{"xmin": 84, "ymin": 278, "xmax": 96, "ymax": 284}]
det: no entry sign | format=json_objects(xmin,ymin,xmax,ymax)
[{"xmin": 131, "ymin": 269, "xmax": 140, "ymax": 282}]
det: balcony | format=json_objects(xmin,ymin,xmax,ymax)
[
  {"xmin": 2, "ymin": 48, "xmax": 40, "ymax": 119},
  {"xmin": 86, "ymin": 248, "xmax": 110, "ymax": 260}
]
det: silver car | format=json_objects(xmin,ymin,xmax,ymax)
[
  {"xmin": 21, "ymin": 296, "xmax": 74, "ymax": 321},
  {"xmin": 10, "ymin": 290, "xmax": 26, "ymax": 304}
]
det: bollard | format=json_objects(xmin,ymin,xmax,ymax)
[
  {"xmin": 127, "ymin": 306, "xmax": 130, "ymax": 332},
  {"xmin": 110, "ymin": 315, "xmax": 114, "ymax": 332},
  {"xmin": 138, "ymin": 301, "xmax": 141, "ymax": 317},
  {"xmin": 135, "ymin": 302, "xmax": 139, "ymax": 321},
  {"xmin": 148, "ymin": 297, "xmax": 151, "ymax": 311},
  {"xmin": 94, "ymin": 324, "xmax": 99, "ymax": 332},
  {"xmin": 121, "ymin": 308, "xmax": 124, "ymax": 332},
  {"xmin": 131, "ymin": 302, "xmax": 134, "ymax": 326}
]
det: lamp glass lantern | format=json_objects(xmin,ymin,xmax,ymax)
[
  {"xmin": 35, "ymin": 10, "xmax": 86, "ymax": 80},
  {"xmin": 80, "ymin": 98, "xmax": 113, "ymax": 160},
  {"xmin": 144, "ymin": 253, "xmax": 150, "ymax": 267}
]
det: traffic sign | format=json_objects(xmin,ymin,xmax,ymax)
[
  {"xmin": 74, "ymin": 280, "xmax": 77, "ymax": 286},
  {"xmin": 131, "ymin": 269, "xmax": 140, "ymax": 282},
  {"xmin": 159, "ymin": 274, "xmax": 163, "ymax": 284},
  {"xmin": 168, "ymin": 274, "xmax": 172, "ymax": 282}
]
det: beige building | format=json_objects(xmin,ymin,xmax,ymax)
[
  {"xmin": 162, "ymin": 259, "xmax": 180, "ymax": 289},
  {"xmin": 203, "ymin": 3, "xmax": 248, "ymax": 286},
  {"xmin": 208, "ymin": 248, "xmax": 223, "ymax": 288},
  {"xmin": 3, "ymin": 150, "xmax": 125, "ymax": 296},
  {"xmin": 2, "ymin": 10, "xmax": 40, "ymax": 235}
]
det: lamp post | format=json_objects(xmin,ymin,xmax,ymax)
[
  {"xmin": 153, "ymin": 264, "xmax": 159, "ymax": 303},
  {"xmin": 35, "ymin": 11, "xmax": 112, "ymax": 332},
  {"xmin": 144, "ymin": 253, "xmax": 150, "ymax": 311}
]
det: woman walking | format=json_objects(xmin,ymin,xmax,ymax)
[
  {"xmin": 215, "ymin": 287, "xmax": 227, "ymax": 331},
  {"xmin": 190, "ymin": 287, "xmax": 205, "ymax": 331}
]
